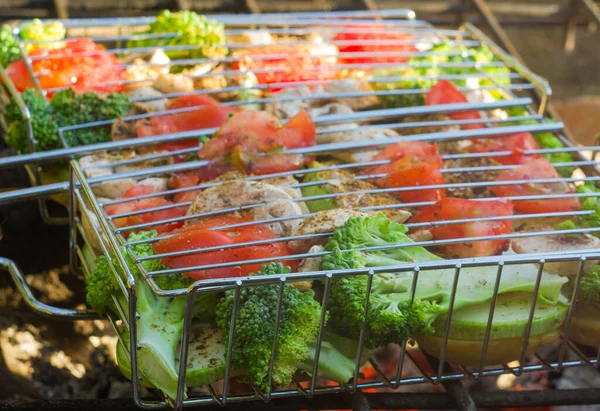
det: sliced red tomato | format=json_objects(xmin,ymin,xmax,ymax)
[
  {"xmin": 411, "ymin": 198, "xmax": 513, "ymax": 258},
  {"xmin": 199, "ymin": 109, "xmax": 316, "ymax": 160},
  {"xmin": 332, "ymin": 28, "xmax": 417, "ymax": 65},
  {"xmin": 468, "ymin": 132, "xmax": 541, "ymax": 165},
  {"xmin": 384, "ymin": 163, "xmax": 446, "ymax": 204},
  {"xmin": 372, "ymin": 154, "xmax": 443, "ymax": 186},
  {"xmin": 124, "ymin": 198, "xmax": 187, "ymax": 234},
  {"xmin": 489, "ymin": 158, "xmax": 580, "ymax": 213},
  {"xmin": 153, "ymin": 229, "xmax": 234, "ymax": 262},
  {"xmin": 232, "ymin": 45, "xmax": 334, "ymax": 87},
  {"xmin": 169, "ymin": 173, "xmax": 201, "ymax": 203},
  {"xmin": 235, "ymin": 152, "xmax": 314, "ymax": 176},
  {"xmin": 105, "ymin": 184, "xmax": 157, "ymax": 223},
  {"xmin": 6, "ymin": 38, "xmax": 124, "ymax": 94},
  {"xmin": 171, "ymin": 216, "xmax": 254, "ymax": 233},
  {"xmin": 153, "ymin": 223, "xmax": 298, "ymax": 280},
  {"xmin": 425, "ymin": 80, "xmax": 483, "ymax": 130},
  {"xmin": 365, "ymin": 142, "xmax": 439, "ymax": 177},
  {"xmin": 137, "ymin": 95, "xmax": 239, "ymax": 162},
  {"xmin": 196, "ymin": 109, "xmax": 315, "ymax": 179},
  {"xmin": 167, "ymin": 95, "xmax": 220, "ymax": 109}
]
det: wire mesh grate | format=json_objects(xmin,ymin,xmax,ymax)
[{"xmin": 0, "ymin": 8, "xmax": 598, "ymax": 410}]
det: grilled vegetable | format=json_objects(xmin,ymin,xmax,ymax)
[
  {"xmin": 5, "ymin": 88, "xmax": 131, "ymax": 152},
  {"xmin": 127, "ymin": 10, "xmax": 227, "ymax": 63},
  {"xmin": 419, "ymin": 292, "xmax": 567, "ymax": 366},
  {"xmin": 333, "ymin": 27, "xmax": 416, "ymax": 65},
  {"xmin": 301, "ymin": 162, "xmax": 411, "ymax": 223},
  {"xmin": 411, "ymin": 198, "xmax": 514, "ymax": 258},
  {"xmin": 5, "ymin": 89, "xmax": 59, "ymax": 153},
  {"xmin": 197, "ymin": 109, "xmax": 316, "ymax": 177},
  {"xmin": 0, "ymin": 25, "xmax": 20, "ymax": 67},
  {"xmin": 505, "ymin": 107, "xmax": 575, "ymax": 177},
  {"xmin": 371, "ymin": 43, "xmax": 510, "ymax": 108},
  {"xmin": 215, "ymin": 263, "xmax": 322, "ymax": 392},
  {"xmin": 468, "ymin": 132, "xmax": 540, "ymax": 165},
  {"xmin": 0, "ymin": 20, "xmax": 65, "ymax": 68},
  {"xmin": 116, "ymin": 325, "xmax": 246, "ymax": 389},
  {"xmin": 490, "ymin": 157, "xmax": 581, "ymax": 214},
  {"xmin": 555, "ymin": 183, "xmax": 600, "ymax": 237},
  {"xmin": 153, "ymin": 217, "xmax": 298, "ymax": 280},
  {"xmin": 232, "ymin": 45, "xmax": 335, "ymax": 87},
  {"xmin": 19, "ymin": 18, "xmax": 66, "ymax": 51},
  {"xmin": 52, "ymin": 89, "xmax": 131, "ymax": 146},
  {"xmin": 425, "ymin": 80, "xmax": 483, "ymax": 130},
  {"xmin": 6, "ymin": 38, "xmax": 125, "ymax": 94},
  {"xmin": 320, "ymin": 213, "xmax": 567, "ymax": 350},
  {"xmin": 85, "ymin": 230, "xmax": 218, "ymax": 400}
]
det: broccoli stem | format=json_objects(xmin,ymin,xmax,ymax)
[
  {"xmin": 297, "ymin": 331, "xmax": 381, "ymax": 384},
  {"xmin": 297, "ymin": 341, "xmax": 357, "ymax": 384},
  {"xmin": 135, "ymin": 284, "xmax": 186, "ymax": 400}
]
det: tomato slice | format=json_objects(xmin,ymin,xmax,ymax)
[
  {"xmin": 365, "ymin": 142, "xmax": 439, "ymax": 177},
  {"xmin": 153, "ymin": 222, "xmax": 297, "ymax": 280},
  {"xmin": 153, "ymin": 229, "xmax": 234, "ymax": 261},
  {"xmin": 332, "ymin": 28, "xmax": 417, "ymax": 65},
  {"xmin": 163, "ymin": 243, "xmax": 297, "ymax": 280},
  {"xmin": 172, "ymin": 216, "xmax": 254, "ymax": 233},
  {"xmin": 232, "ymin": 45, "xmax": 335, "ymax": 87},
  {"xmin": 239, "ymin": 153, "xmax": 314, "ymax": 176},
  {"xmin": 384, "ymin": 163, "xmax": 446, "ymax": 204},
  {"xmin": 167, "ymin": 95, "xmax": 220, "ymax": 109},
  {"xmin": 169, "ymin": 173, "xmax": 201, "ymax": 203},
  {"xmin": 7, "ymin": 38, "xmax": 124, "ymax": 94},
  {"xmin": 489, "ymin": 158, "xmax": 580, "ymax": 213},
  {"xmin": 124, "ymin": 198, "xmax": 187, "ymax": 234},
  {"xmin": 425, "ymin": 80, "xmax": 483, "ymax": 130},
  {"xmin": 137, "ymin": 96, "xmax": 239, "ymax": 162},
  {"xmin": 468, "ymin": 132, "xmax": 540, "ymax": 165},
  {"xmin": 412, "ymin": 198, "xmax": 513, "ymax": 258},
  {"xmin": 196, "ymin": 109, "xmax": 315, "ymax": 178},
  {"xmin": 199, "ymin": 109, "xmax": 316, "ymax": 160}
]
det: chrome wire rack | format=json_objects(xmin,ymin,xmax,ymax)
[{"xmin": 0, "ymin": 8, "xmax": 599, "ymax": 411}]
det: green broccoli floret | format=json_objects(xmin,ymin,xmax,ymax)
[
  {"xmin": 321, "ymin": 213, "xmax": 568, "ymax": 348},
  {"xmin": 19, "ymin": 19, "xmax": 66, "ymax": 52},
  {"xmin": 50, "ymin": 89, "xmax": 131, "ymax": 147},
  {"xmin": 215, "ymin": 263, "xmax": 322, "ymax": 392},
  {"xmin": 5, "ymin": 88, "xmax": 131, "ymax": 152},
  {"xmin": 579, "ymin": 266, "xmax": 600, "ymax": 310},
  {"xmin": 127, "ymin": 10, "xmax": 227, "ymax": 65},
  {"xmin": 555, "ymin": 183, "xmax": 600, "ymax": 237},
  {"xmin": 5, "ymin": 89, "xmax": 60, "ymax": 153},
  {"xmin": 0, "ymin": 24, "xmax": 20, "ymax": 67}
]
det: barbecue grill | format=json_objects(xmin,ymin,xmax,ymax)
[{"xmin": 0, "ymin": 6, "xmax": 599, "ymax": 411}]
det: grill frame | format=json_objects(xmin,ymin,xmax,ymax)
[{"xmin": 0, "ymin": 8, "xmax": 599, "ymax": 411}]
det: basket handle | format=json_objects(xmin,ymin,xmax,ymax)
[{"xmin": 0, "ymin": 256, "xmax": 100, "ymax": 320}]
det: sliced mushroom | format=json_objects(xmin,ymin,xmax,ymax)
[
  {"xmin": 153, "ymin": 72, "xmax": 195, "ymax": 94},
  {"xmin": 295, "ymin": 244, "xmax": 325, "ymax": 291},
  {"xmin": 289, "ymin": 209, "xmax": 371, "ymax": 254},
  {"xmin": 511, "ymin": 226, "xmax": 600, "ymax": 275},
  {"xmin": 136, "ymin": 177, "xmax": 168, "ymax": 193},
  {"xmin": 186, "ymin": 180, "xmax": 305, "ymax": 237}
]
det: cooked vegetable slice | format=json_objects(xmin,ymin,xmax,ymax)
[
  {"xmin": 411, "ymin": 198, "xmax": 513, "ymax": 258},
  {"xmin": 489, "ymin": 158, "xmax": 580, "ymax": 213}
]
